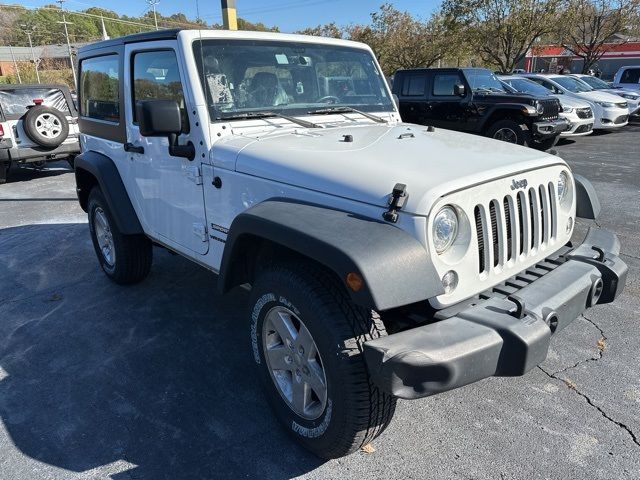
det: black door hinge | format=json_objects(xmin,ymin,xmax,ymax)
[{"xmin": 382, "ymin": 183, "xmax": 407, "ymax": 223}]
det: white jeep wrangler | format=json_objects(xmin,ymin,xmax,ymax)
[
  {"xmin": 0, "ymin": 84, "xmax": 80, "ymax": 183},
  {"xmin": 74, "ymin": 29, "xmax": 627, "ymax": 459}
]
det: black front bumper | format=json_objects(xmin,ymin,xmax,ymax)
[
  {"xmin": 532, "ymin": 117, "xmax": 570, "ymax": 138},
  {"xmin": 363, "ymin": 228, "xmax": 627, "ymax": 400}
]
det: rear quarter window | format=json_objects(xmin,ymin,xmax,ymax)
[
  {"xmin": 401, "ymin": 75, "xmax": 426, "ymax": 96},
  {"xmin": 80, "ymin": 55, "xmax": 120, "ymax": 122}
]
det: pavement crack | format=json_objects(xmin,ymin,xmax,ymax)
[
  {"xmin": 620, "ymin": 252, "xmax": 640, "ymax": 261},
  {"xmin": 550, "ymin": 314, "xmax": 606, "ymax": 375},
  {"xmin": 538, "ymin": 365, "xmax": 640, "ymax": 448}
]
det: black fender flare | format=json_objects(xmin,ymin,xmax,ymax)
[
  {"xmin": 75, "ymin": 150, "xmax": 143, "ymax": 235},
  {"xmin": 218, "ymin": 199, "xmax": 444, "ymax": 311},
  {"xmin": 573, "ymin": 174, "xmax": 601, "ymax": 220},
  {"xmin": 478, "ymin": 104, "xmax": 531, "ymax": 132}
]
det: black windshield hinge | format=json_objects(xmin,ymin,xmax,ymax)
[{"xmin": 382, "ymin": 183, "xmax": 407, "ymax": 223}]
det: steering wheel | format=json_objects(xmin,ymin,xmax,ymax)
[{"xmin": 316, "ymin": 95, "xmax": 341, "ymax": 104}]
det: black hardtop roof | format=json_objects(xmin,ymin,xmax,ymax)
[{"xmin": 79, "ymin": 28, "xmax": 181, "ymax": 54}]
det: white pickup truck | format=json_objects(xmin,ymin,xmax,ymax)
[{"xmin": 74, "ymin": 29, "xmax": 627, "ymax": 459}]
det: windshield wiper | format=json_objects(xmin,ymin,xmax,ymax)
[
  {"xmin": 219, "ymin": 111, "xmax": 321, "ymax": 129},
  {"xmin": 308, "ymin": 106, "xmax": 387, "ymax": 123}
]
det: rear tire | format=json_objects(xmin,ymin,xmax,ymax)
[
  {"xmin": 249, "ymin": 262, "xmax": 397, "ymax": 459},
  {"xmin": 486, "ymin": 119, "xmax": 530, "ymax": 146},
  {"xmin": 87, "ymin": 187, "xmax": 152, "ymax": 284}
]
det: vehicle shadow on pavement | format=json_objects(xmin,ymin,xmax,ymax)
[
  {"xmin": 3, "ymin": 161, "xmax": 73, "ymax": 185},
  {"xmin": 0, "ymin": 223, "xmax": 324, "ymax": 479}
]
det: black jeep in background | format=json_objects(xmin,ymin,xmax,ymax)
[{"xmin": 392, "ymin": 68, "xmax": 568, "ymax": 150}]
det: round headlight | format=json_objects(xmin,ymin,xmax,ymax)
[
  {"xmin": 432, "ymin": 206, "xmax": 458, "ymax": 254},
  {"xmin": 557, "ymin": 171, "xmax": 571, "ymax": 203},
  {"xmin": 536, "ymin": 102, "xmax": 544, "ymax": 114}
]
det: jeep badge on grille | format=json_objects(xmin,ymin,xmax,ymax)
[{"xmin": 510, "ymin": 178, "xmax": 528, "ymax": 190}]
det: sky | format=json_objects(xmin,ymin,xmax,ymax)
[{"xmin": 22, "ymin": 0, "xmax": 441, "ymax": 33}]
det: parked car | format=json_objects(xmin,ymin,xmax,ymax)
[
  {"xmin": 500, "ymin": 75, "xmax": 593, "ymax": 137},
  {"xmin": 612, "ymin": 66, "xmax": 640, "ymax": 92},
  {"xmin": 520, "ymin": 74, "xmax": 629, "ymax": 130},
  {"xmin": 569, "ymin": 73, "xmax": 640, "ymax": 117},
  {"xmin": 393, "ymin": 68, "xmax": 567, "ymax": 150},
  {"xmin": 0, "ymin": 84, "xmax": 80, "ymax": 184},
  {"xmin": 74, "ymin": 29, "xmax": 627, "ymax": 459}
]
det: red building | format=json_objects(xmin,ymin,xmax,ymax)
[{"xmin": 523, "ymin": 41, "xmax": 640, "ymax": 79}]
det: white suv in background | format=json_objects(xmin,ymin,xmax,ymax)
[
  {"xmin": 521, "ymin": 74, "xmax": 629, "ymax": 130},
  {"xmin": 570, "ymin": 73, "xmax": 640, "ymax": 118},
  {"xmin": 501, "ymin": 75, "xmax": 593, "ymax": 137},
  {"xmin": 613, "ymin": 66, "xmax": 640, "ymax": 93}
]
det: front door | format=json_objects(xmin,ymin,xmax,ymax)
[
  {"xmin": 428, "ymin": 72, "xmax": 469, "ymax": 131},
  {"xmin": 124, "ymin": 41, "xmax": 208, "ymax": 255}
]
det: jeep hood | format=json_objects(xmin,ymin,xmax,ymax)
[{"xmin": 215, "ymin": 123, "xmax": 565, "ymax": 215}]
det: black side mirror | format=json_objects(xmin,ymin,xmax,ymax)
[
  {"xmin": 136, "ymin": 100, "xmax": 194, "ymax": 160},
  {"xmin": 454, "ymin": 84, "xmax": 466, "ymax": 96}
]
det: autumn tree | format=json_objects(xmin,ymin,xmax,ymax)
[
  {"xmin": 298, "ymin": 4, "xmax": 454, "ymax": 76},
  {"xmin": 557, "ymin": 0, "xmax": 640, "ymax": 73},
  {"xmin": 441, "ymin": 0, "xmax": 562, "ymax": 73}
]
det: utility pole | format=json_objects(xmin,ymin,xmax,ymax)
[
  {"xmin": 56, "ymin": 0, "xmax": 77, "ymax": 89},
  {"xmin": 21, "ymin": 25, "xmax": 40, "ymax": 84},
  {"xmin": 221, "ymin": 0, "xmax": 237, "ymax": 30},
  {"xmin": 8, "ymin": 45, "xmax": 22, "ymax": 84},
  {"xmin": 147, "ymin": 0, "xmax": 160, "ymax": 30}
]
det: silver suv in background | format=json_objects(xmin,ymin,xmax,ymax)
[
  {"xmin": 570, "ymin": 73, "xmax": 640, "ymax": 118},
  {"xmin": 613, "ymin": 66, "xmax": 640, "ymax": 93},
  {"xmin": 0, "ymin": 84, "xmax": 80, "ymax": 184},
  {"xmin": 520, "ymin": 74, "xmax": 629, "ymax": 130}
]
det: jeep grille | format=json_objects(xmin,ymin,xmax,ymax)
[
  {"xmin": 539, "ymin": 99, "xmax": 560, "ymax": 120},
  {"xmin": 473, "ymin": 183, "xmax": 557, "ymax": 274}
]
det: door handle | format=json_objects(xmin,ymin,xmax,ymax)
[{"xmin": 124, "ymin": 142, "xmax": 144, "ymax": 154}]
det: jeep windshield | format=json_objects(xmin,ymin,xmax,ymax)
[
  {"xmin": 192, "ymin": 39, "xmax": 394, "ymax": 121},
  {"xmin": 464, "ymin": 70, "xmax": 508, "ymax": 93}
]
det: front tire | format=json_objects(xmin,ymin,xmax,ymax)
[
  {"xmin": 0, "ymin": 162, "xmax": 9, "ymax": 184},
  {"xmin": 250, "ymin": 262, "xmax": 396, "ymax": 459},
  {"xmin": 486, "ymin": 118, "xmax": 530, "ymax": 146},
  {"xmin": 87, "ymin": 187, "xmax": 152, "ymax": 284},
  {"xmin": 531, "ymin": 135, "xmax": 559, "ymax": 151}
]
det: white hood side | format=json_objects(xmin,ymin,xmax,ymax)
[{"xmin": 212, "ymin": 123, "xmax": 566, "ymax": 215}]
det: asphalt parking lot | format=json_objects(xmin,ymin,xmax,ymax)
[{"xmin": 0, "ymin": 125, "xmax": 639, "ymax": 480}]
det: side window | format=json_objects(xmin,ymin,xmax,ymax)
[
  {"xmin": 132, "ymin": 50, "xmax": 188, "ymax": 131},
  {"xmin": 620, "ymin": 68, "xmax": 640, "ymax": 84},
  {"xmin": 80, "ymin": 55, "xmax": 120, "ymax": 122},
  {"xmin": 433, "ymin": 74, "xmax": 462, "ymax": 96},
  {"xmin": 401, "ymin": 75, "xmax": 426, "ymax": 96}
]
